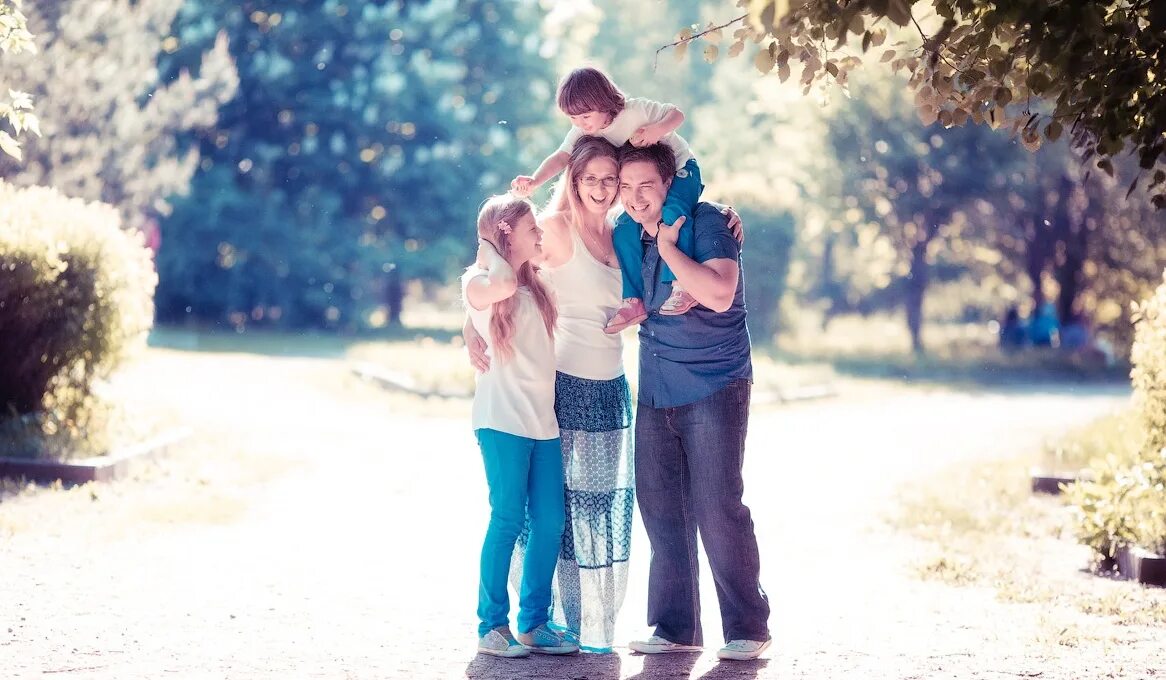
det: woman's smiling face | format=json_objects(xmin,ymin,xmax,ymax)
[{"xmin": 574, "ymin": 156, "xmax": 619, "ymax": 215}]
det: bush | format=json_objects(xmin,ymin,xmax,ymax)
[
  {"xmin": 0, "ymin": 182, "xmax": 156, "ymax": 458},
  {"xmin": 1069, "ymin": 270, "xmax": 1166, "ymax": 558}
]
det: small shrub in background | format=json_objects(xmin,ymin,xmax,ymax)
[
  {"xmin": 1069, "ymin": 270, "xmax": 1166, "ymax": 559},
  {"xmin": 0, "ymin": 181, "xmax": 156, "ymax": 459}
]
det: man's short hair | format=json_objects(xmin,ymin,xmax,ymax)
[{"xmin": 618, "ymin": 143, "xmax": 675, "ymax": 184}]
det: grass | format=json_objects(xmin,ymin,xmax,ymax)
[
  {"xmin": 776, "ymin": 313, "xmax": 1130, "ymax": 387},
  {"xmin": 1038, "ymin": 409, "xmax": 1142, "ymax": 474},
  {"xmin": 892, "ymin": 411, "xmax": 1166, "ymax": 629}
]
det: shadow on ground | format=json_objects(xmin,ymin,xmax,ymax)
[{"xmin": 466, "ymin": 652, "xmax": 621, "ymax": 679}]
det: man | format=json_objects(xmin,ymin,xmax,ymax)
[{"xmin": 619, "ymin": 142, "xmax": 771, "ymax": 661}]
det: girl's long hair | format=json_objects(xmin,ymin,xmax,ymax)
[
  {"xmin": 475, "ymin": 195, "xmax": 556, "ymax": 362},
  {"xmin": 547, "ymin": 135, "xmax": 621, "ymax": 231}
]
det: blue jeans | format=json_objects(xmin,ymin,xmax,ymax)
[
  {"xmin": 634, "ymin": 379, "xmax": 770, "ymax": 645},
  {"xmin": 612, "ymin": 159, "xmax": 704, "ymax": 299},
  {"xmin": 476, "ymin": 428, "xmax": 565, "ymax": 638}
]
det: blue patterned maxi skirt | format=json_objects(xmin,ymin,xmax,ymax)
[{"xmin": 510, "ymin": 371, "xmax": 634, "ymax": 652}]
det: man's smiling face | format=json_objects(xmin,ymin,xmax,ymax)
[{"xmin": 619, "ymin": 159, "xmax": 671, "ymax": 227}]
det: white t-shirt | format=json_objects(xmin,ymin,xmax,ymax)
[
  {"xmin": 557, "ymin": 97, "xmax": 695, "ymax": 170},
  {"xmin": 461, "ymin": 268, "xmax": 559, "ymax": 441}
]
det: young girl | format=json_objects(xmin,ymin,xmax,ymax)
[
  {"xmin": 511, "ymin": 66, "xmax": 706, "ymax": 334},
  {"xmin": 463, "ymin": 194, "xmax": 578, "ymax": 658}
]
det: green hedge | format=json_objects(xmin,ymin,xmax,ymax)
[
  {"xmin": 1069, "ymin": 270, "xmax": 1166, "ymax": 558},
  {"xmin": 0, "ymin": 182, "xmax": 155, "ymax": 457}
]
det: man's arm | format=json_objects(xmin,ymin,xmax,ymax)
[{"xmin": 655, "ymin": 214, "xmax": 739, "ymax": 313}]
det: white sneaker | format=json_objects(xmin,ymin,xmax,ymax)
[
  {"xmin": 717, "ymin": 638, "xmax": 771, "ymax": 660},
  {"xmin": 477, "ymin": 628, "xmax": 529, "ymax": 658},
  {"xmin": 629, "ymin": 635, "xmax": 703, "ymax": 654},
  {"xmin": 515, "ymin": 623, "xmax": 579, "ymax": 655}
]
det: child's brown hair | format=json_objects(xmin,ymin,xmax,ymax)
[{"xmin": 557, "ymin": 67, "xmax": 625, "ymax": 120}]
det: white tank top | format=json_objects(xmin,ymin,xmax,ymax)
[{"xmin": 544, "ymin": 225, "xmax": 624, "ymax": 381}]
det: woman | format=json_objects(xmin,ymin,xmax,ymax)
[{"xmin": 464, "ymin": 136, "xmax": 741, "ymax": 652}]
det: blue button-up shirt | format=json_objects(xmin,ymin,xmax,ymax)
[{"xmin": 637, "ymin": 203, "xmax": 752, "ymax": 408}]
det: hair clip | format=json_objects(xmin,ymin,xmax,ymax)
[{"xmin": 497, "ymin": 220, "xmax": 512, "ymax": 235}]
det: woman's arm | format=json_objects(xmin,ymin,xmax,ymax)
[{"xmin": 465, "ymin": 240, "xmax": 517, "ymax": 310}]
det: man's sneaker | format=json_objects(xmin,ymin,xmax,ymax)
[
  {"xmin": 477, "ymin": 627, "xmax": 530, "ymax": 658},
  {"xmin": 603, "ymin": 298, "xmax": 647, "ymax": 334},
  {"xmin": 628, "ymin": 635, "xmax": 703, "ymax": 654},
  {"xmin": 515, "ymin": 623, "xmax": 579, "ymax": 655},
  {"xmin": 717, "ymin": 638, "xmax": 771, "ymax": 660}
]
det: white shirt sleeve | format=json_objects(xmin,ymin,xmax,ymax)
[
  {"xmin": 557, "ymin": 126, "xmax": 583, "ymax": 156},
  {"xmin": 626, "ymin": 97, "xmax": 672, "ymax": 125}
]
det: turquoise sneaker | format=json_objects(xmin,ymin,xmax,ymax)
[
  {"xmin": 477, "ymin": 627, "xmax": 530, "ymax": 658},
  {"xmin": 516, "ymin": 623, "xmax": 579, "ymax": 655}
]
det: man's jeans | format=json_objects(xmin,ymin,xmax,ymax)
[{"xmin": 634, "ymin": 379, "xmax": 770, "ymax": 645}]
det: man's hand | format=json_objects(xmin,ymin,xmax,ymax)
[
  {"xmin": 630, "ymin": 124, "xmax": 663, "ymax": 147},
  {"xmin": 510, "ymin": 175, "xmax": 535, "ymax": 198},
  {"xmin": 462, "ymin": 318, "xmax": 491, "ymax": 373},
  {"xmin": 656, "ymin": 215, "xmax": 685, "ymax": 250}
]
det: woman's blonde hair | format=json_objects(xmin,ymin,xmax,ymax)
[
  {"xmin": 475, "ymin": 195, "xmax": 556, "ymax": 362},
  {"xmin": 547, "ymin": 135, "xmax": 621, "ymax": 230}
]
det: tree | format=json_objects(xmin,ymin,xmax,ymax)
[
  {"xmin": 156, "ymin": 0, "xmax": 555, "ymax": 330},
  {"xmin": 825, "ymin": 74, "xmax": 1023, "ymax": 353},
  {"xmin": 0, "ymin": 0, "xmax": 38, "ymax": 160},
  {"xmin": 0, "ymin": 0, "xmax": 238, "ymax": 231},
  {"xmin": 680, "ymin": 1, "xmax": 1166, "ymax": 206}
]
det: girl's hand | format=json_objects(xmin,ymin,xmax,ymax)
[
  {"xmin": 630, "ymin": 124, "xmax": 662, "ymax": 147},
  {"xmin": 722, "ymin": 206, "xmax": 744, "ymax": 244},
  {"xmin": 463, "ymin": 317, "xmax": 491, "ymax": 373},
  {"xmin": 476, "ymin": 238, "xmax": 502, "ymax": 268}
]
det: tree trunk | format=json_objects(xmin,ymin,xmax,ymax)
[
  {"xmin": 385, "ymin": 268, "xmax": 404, "ymax": 327},
  {"xmin": 1023, "ymin": 214, "xmax": 1047, "ymax": 311},
  {"xmin": 1052, "ymin": 177, "xmax": 1087, "ymax": 323},
  {"xmin": 905, "ymin": 241, "xmax": 928, "ymax": 355}
]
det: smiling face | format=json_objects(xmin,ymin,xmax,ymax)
[
  {"xmin": 573, "ymin": 156, "xmax": 619, "ymax": 216},
  {"xmin": 503, "ymin": 210, "xmax": 543, "ymax": 266},
  {"xmin": 568, "ymin": 110, "xmax": 611, "ymax": 135},
  {"xmin": 619, "ymin": 159, "xmax": 671, "ymax": 227}
]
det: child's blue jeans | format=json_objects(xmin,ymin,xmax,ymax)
[{"xmin": 475, "ymin": 428, "xmax": 565, "ymax": 638}]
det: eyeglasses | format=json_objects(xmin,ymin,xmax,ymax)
[{"xmin": 577, "ymin": 175, "xmax": 618, "ymax": 188}]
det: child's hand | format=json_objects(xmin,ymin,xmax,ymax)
[
  {"xmin": 511, "ymin": 175, "xmax": 535, "ymax": 197},
  {"xmin": 630, "ymin": 124, "xmax": 662, "ymax": 147}
]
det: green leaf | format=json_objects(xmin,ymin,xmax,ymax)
[
  {"xmin": 704, "ymin": 44, "xmax": 719, "ymax": 63},
  {"xmin": 862, "ymin": 30, "xmax": 873, "ymax": 53},
  {"xmin": 1098, "ymin": 158, "xmax": 1115, "ymax": 177},
  {"xmin": 826, "ymin": 62, "xmax": 839, "ymax": 78}
]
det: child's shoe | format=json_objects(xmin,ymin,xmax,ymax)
[
  {"xmin": 659, "ymin": 285, "xmax": 698, "ymax": 316},
  {"xmin": 478, "ymin": 627, "xmax": 530, "ymax": 658},
  {"xmin": 515, "ymin": 623, "xmax": 579, "ymax": 655},
  {"xmin": 603, "ymin": 297, "xmax": 647, "ymax": 334}
]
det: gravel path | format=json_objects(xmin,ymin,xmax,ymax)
[{"xmin": 1, "ymin": 350, "xmax": 1158, "ymax": 679}]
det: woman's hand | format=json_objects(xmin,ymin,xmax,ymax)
[
  {"xmin": 462, "ymin": 317, "xmax": 490, "ymax": 373},
  {"xmin": 722, "ymin": 206, "xmax": 744, "ymax": 244}
]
